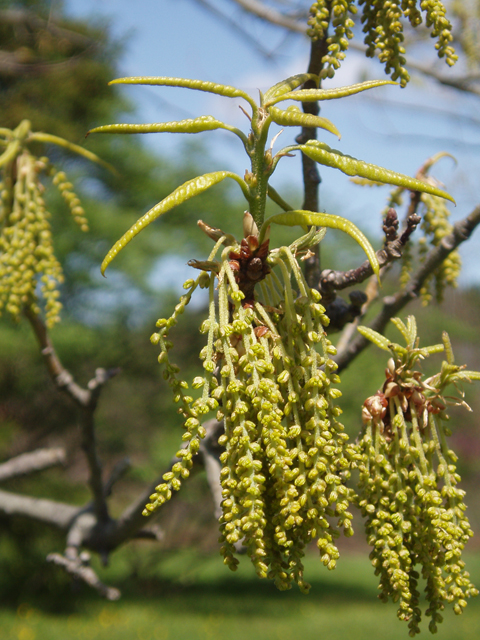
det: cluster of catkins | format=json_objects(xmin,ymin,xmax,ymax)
[
  {"xmin": 146, "ymin": 224, "xmax": 356, "ymax": 592},
  {"xmin": 308, "ymin": 0, "xmax": 456, "ymax": 86},
  {"xmin": 417, "ymin": 192, "xmax": 461, "ymax": 304},
  {"xmin": 0, "ymin": 152, "xmax": 88, "ymax": 327},
  {"xmin": 355, "ymin": 318, "xmax": 478, "ymax": 635}
]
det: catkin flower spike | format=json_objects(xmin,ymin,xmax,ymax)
[
  {"xmin": 356, "ymin": 316, "xmax": 479, "ymax": 634},
  {"xmin": 308, "ymin": 1, "xmax": 457, "ymax": 86},
  {"xmin": 0, "ymin": 121, "xmax": 107, "ymax": 327}
]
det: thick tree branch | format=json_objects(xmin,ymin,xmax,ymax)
[
  {"xmin": 0, "ymin": 447, "xmax": 66, "ymax": 482},
  {"xmin": 297, "ymin": 32, "xmax": 331, "ymax": 288},
  {"xmin": 0, "ymin": 489, "xmax": 79, "ymax": 529},
  {"xmin": 335, "ymin": 205, "xmax": 480, "ymax": 372}
]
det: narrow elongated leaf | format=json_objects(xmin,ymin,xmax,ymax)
[
  {"xmin": 299, "ymin": 141, "xmax": 455, "ymax": 203},
  {"xmin": 269, "ymin": 106, "xmax": 340, "ymax": 138},
  {"xmin": 357, "ymin": 326, "xmax": 392, "ymax": 351},
  {"xmin": 101, "ymin": 171, "xmax": 245, "ymax": 275},
  {"xmin": 266, "ymin": 80, "xmax": 397, "ymax": 106},
  {"xmin": 424, "ymin": 344, "xmax": 445, "ymax": 354},
  {"xmin": 30, "ymin": 132, "xmax": 116, "ymax": 174},
  {"xmin": 264, "ymin": 73, "xmax": 318, "ymax": 102},
  {"xmin": 109, "ymin": 76, "xmax": 257, "ymax": 109},
  {"xmin": 390, "ymin": 317, "xmax": 410, "ymax": 344},
  {"xmin": 264, "ymin": 210, "xmax": 380, "ymax": 280},
  {"xmin": 89, "ymin": 115, "xmax": 234, "ymax": 136},
  {"xmin": 458, "ymin": 370, "xmax": 480, "ymax": 381}
]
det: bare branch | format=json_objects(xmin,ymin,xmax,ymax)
[
  {"xmin": 47, "ymin": 549, "xmax": 120, "ymax": 601},
  {"xmin": 319, "ymin": 209, "xmax": 421, "ymax": 295},
  {"xmin": 192, "ymin": 0, "xmax": 276, "ymax": 59},
  {"xmin": 23, "ymin": 309, "xmax": 116, "ymax": 525},
  {"xmin": 0, "ymin": 489, "xmax": 79, "ymax": 529},
  {"xmin": 229, "ymin": 0, "xmax": 306, "ymax": 32},
  {"xmin": 0, "ymin": 447, "xmax": 66, "ymax": 482},
  {"xmin": 199, "ymin": 420, "xmax": 224, "ymax": 520},
  {"xmin": 297, "ymin": 34, "xmax": 331, "ymax": 288},
  {"xmin": 24, "ymin": 307, "xmax": 90, "ymax": 406},
  {"xmin": 335, "ymin": 205, "xmax": 480, "ymax": 372}
]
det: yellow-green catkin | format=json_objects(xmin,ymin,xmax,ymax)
[
  {"xmin": 145, "ymin": 234, "xmax": 355, "ymax": 592},
  {"xmin": 358, "ymin": 0, "xmax": 457, "ymax": 86},
  {"xmin": 0, "ymin": 151, "xmax": 88, "ymax": 327},
  {"xmin": 308, "ymin": 1, "xmax": 457, "ymax": 87},
  {"xmin": 308, "ymin": 1, "xmax": 358, "ymax": 80},
  {"xmin": 355, "ymin": 319, "xmax": 478, "ymax": 635},
  {"xmin": 451, "ymin": 0, "xmax": 480, "ymax": 68},
  {"xmin": 418, "ymin": 192, "xmax": 461, "ymax": 303}
]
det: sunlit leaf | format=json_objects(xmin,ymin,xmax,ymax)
[
  {"xmin": 299, "ymin": 141, "xmax": 455, "ymax": 203},
  {"xmin": 101, "ymin": 171, "xmax": 246, "ymax": 275},
  {"xmin": 269, "ymin": 106, "xmax": 340, "ymax": 138},
  {"xmin": 109, "ymin": 76, "xmax": 257, "ymax": 109},
  {"xmin": 266, "ymin": 80, "xmax": 397, "ymax": 106},
  {"xmin": 264, "ymin": 73, "xmax": 318, "ymax": 102},
  {"xmin": 357, "ymin": 326, "xmax": 392, "ymax": 351},
  {"xmin": 263, "ymin": 210, "xmax": 379, "ymax": 280}
]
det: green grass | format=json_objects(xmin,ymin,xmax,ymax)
[{"xmin": 2, "ymin": 550, "xmax": 480, "ymax": 640}]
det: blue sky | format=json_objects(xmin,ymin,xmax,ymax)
[{"xmin": 65, "ymin": 0, "xmax": 480, "ymax": 285}]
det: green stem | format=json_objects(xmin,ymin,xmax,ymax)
[{"xmin": 248, "ymin": 111, "xmax": 272, "ymax": 229}]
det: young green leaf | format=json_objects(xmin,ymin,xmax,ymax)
[
  {"xmin": 88, "ymin": 115, "xmax": 246, "ymax": 142},
  {"xmin": 101, "ymin": 171, "xmax": 247, "ymax": 275},
  {"xmin": 299, "ymin": 141, "xmax": 455, "ymax": 203},
  {"xmin": 265, "ymin": 79, "xmax": 397, "ymax": 106},
  {"xmin": 30, "ymin": 132, "xmax": 117, "ymax": 174},
  {"xmin": 357, "ymin": 326, "xmax": 392, "ymax": 351},
  {"xmin": 109, "ymin": 76, "xmax": 257, "ymax": 110},
  {"xmin": 263, "ymin": 210, "xmax": 380, "ymax": 280},
  {"xmin": 269, "ymin": 106, "xmax": 340, "ymax": 138},
  {"xmin": 263, "ymin": 73, "xmax": 318, "ymax": 102},
  {"xmin": 390, "ymin": 316, "xmax": 411, "ymax": 344}
]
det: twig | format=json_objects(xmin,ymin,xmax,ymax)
[
  {"xmin": 319, "ymin": 208, "xmax": 421, "ymax": 296},
  {"xmin": 192, "ymin": 0, "xmax": 275, "ymax": 60},
  {"xmin": 47, "ymin": 549, "xmax": 120, "ymax": 601},
  {"xmin": 335, "ymin": 205, "xmax": 480, "ymax": 372},
  {"xmin": 24, "ymin": 308, "xmax": 116, "ymax": 525},
  {"xmin": 0, "ymin": 447, "xmax": 66, "ymax": 482},
  {"xmin": 24, "ymin": 306, "xmax": 90, "ymax": 406},
  {"xmin": 229, "ymin": 0, "xmax": 307, "ymax": 32}
]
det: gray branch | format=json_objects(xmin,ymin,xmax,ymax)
[
  {"xmin": 0, "ymin": 489, "xmax": 79, "ymax": 529},
  {"xmin": 0, "ymin": 447, "xmax": 66, "ymax": 482},
  {"xmin": 47, "ymin": 550, "xmax": 120, "ymax": 601},
  {"xmin": 335, "ymin": 205, "xmax": 480, "ymax": 373},
  {"xmin": 230, "ymin": 0, "xmax": 306, "ymax": 32},
  {"xmin": 23, "ymin": 308, "xmax": 116, "ymax": 525}
]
